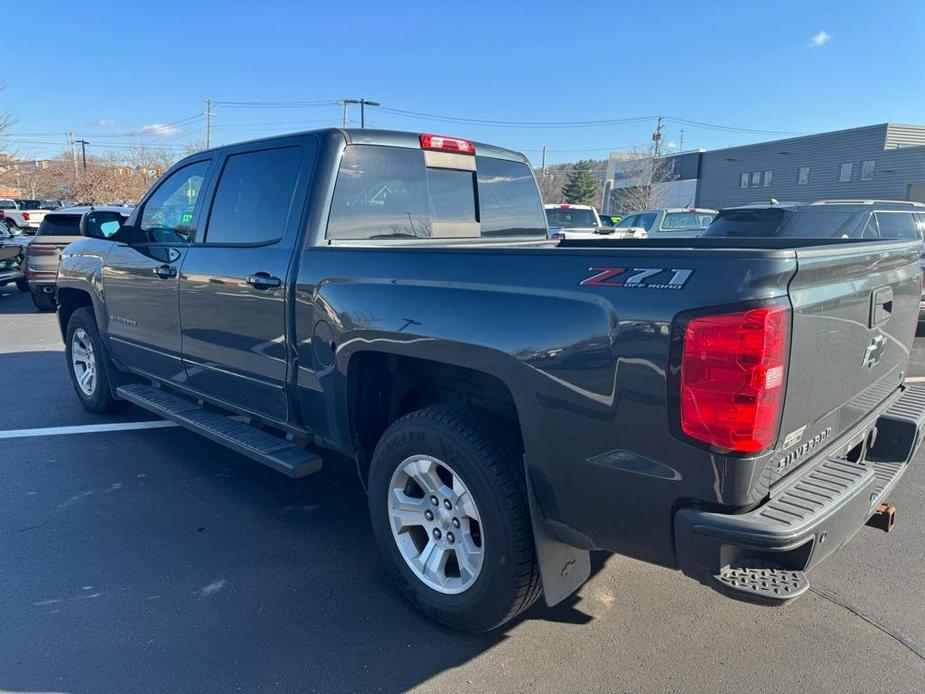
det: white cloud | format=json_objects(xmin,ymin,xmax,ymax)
[
  {"xmin": 94, "ymin": 118, "xmax": 116, "ymax": 128},
  {"xmin": 137, "ymin": 123, "xmax": 181, "ymax": 136},
  {"xmin": 665, "ymin": 142, "xmax": 678, "ymax": 151},
  {"xmin": 809, "ymin": 30, "xmax": 831, "ymax": 47}
]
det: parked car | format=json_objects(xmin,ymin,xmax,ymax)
[
  {"xmin": 56, "ymin": 128, "xmax": 924, "ymax": 632},
  {"xmin": 546, "ymin": 204, "xmax": 644, "ymax": 240},
  {"xmin": 544, "ymin": 203, "xmax": 601, "ymax": 239},
  {"xmin": 612, "ymin": 207, "xmax": 717, "ymax": 238},
  {"xmin": 40, "ymin": 200, "xmax": 64, "ymax": 210},
  {"xmin": 703, "ymin": 199, "xmax": 925, "ymax": 240},
  {"xmin": 0, "ymin": 198, "xmax": 49, "ymax": 233},
  {"xmin": 704, "ymin": 200, "xmax": 925, "ymax": 319},
  {"xmin": 24, "ymin": 206, "xmax": 132, "ymax": 312},
  {"xmin": 598, "ymin": 214, "xmax": 622, "ymax": 226},
  {"xmin": 0, "ymin": 223, "xmax": 28, "ymax": 292}
]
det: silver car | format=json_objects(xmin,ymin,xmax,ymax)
[{"xmin": 612, "ymin": 208, "xmax": 717, "ymax": 238}]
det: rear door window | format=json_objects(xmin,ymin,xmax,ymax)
[
  {"xmin": 636, "ymin": 213, "xmax": 657, "ymax": 231},
  {"xmin": 205, "ymin": 147, "xmax": 302, "ymax": 245},
  {"xmin": 874, "ymin": 212, "xmax": 919, "ymax": 240},
  {"xmin": 326, "ymin": 145, "xmax": 545, "ymax": 241},
  {"xmin": 37, "ymin": 214, "xmax": 81, "ymax": 236}
]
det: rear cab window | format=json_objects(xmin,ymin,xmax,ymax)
[
  {"xmin": 660, "ymin": 211, "xmax": 715, "ymax": 231},
  {"xmin": 37, "ymin": 214, "xmax": 81, "ymax": 236},
  {"xmin": 326, "ymin": 144, "xmax": 545, "ymax": 241},
  {"xmin": 544, "ymin": 208, "xmax": 597, "ymax": 228}
]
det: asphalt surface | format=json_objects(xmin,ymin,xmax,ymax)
[{"xmin": 1, "ymin": 285, "xmax": 924, "ymax": 693}]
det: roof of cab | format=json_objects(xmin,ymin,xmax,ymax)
[{"xmin": 185, "ymin": 128, "xmax": 531, "ymax": 165}]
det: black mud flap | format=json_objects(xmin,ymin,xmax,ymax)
[{"xmin": 525, "ymin": 466, "xmax": 591, "ymax": 606}]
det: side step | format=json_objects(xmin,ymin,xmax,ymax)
[
  {"xmin": 116, "ymin": 383, "xmax": 322, "ymax": 478},
  {"xmin": 713, "ymin": 562, "xmax": 809, "ymax": 603}
]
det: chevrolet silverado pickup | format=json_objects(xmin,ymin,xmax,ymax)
[{"xmin": 55, "ymin": 128, "xmax": 924, "ymax": 631}]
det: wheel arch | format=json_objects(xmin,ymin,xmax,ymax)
[{"xmin": 345, "ymin": 349, "xmax": 525, "ymax": 483}]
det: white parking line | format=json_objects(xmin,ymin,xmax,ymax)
[{"xmin": 0, "ymin": 420, "xmax": 178, "ymax": 440}]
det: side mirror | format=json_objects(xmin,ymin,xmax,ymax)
[{"xmin": 81, "ymin": 210, "xmax": 124, "ymax": 239}]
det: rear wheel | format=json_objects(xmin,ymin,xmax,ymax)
[
  {"xmin": 368, "ymin": 405, "xmax": 541, "ymax": 632},
  {"xmin": 31, "ymin": 290, "xmax": 56, "ymax": 312},
  {"xmin": 66, "ymin": 307, "xmax": 120, "ymax": 413}
]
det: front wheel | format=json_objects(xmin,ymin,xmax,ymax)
[
  {"xmin": 368, "ymin": 405, "xmax": 541, "ymax": 632},
  {"xmin": 65, "ymin": 307, "xmax": 120, "ymax": 413}
]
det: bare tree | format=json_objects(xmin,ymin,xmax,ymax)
[{"xmin": 607, "ymin": 149, "xmax": 677, "ymax": 213}]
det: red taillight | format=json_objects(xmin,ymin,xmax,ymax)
[
  {"xmin": 680, "ymin": 305, "xmax": 789, "ymax": 453},
  {"xmin": 22, "ymin": 212, "xmax": 30, "ymax": 221},
  {"xmin": 419, "ymin": 134, "xmax": 475, "ymax": 155},
  {"xmin": 559, "ymin": 204, "xmax": 570, "ymax": 209}
]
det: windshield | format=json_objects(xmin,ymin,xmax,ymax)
[
  {"xmin": 545, "ymin": 208, "xmax": 597, "ymax": 228},
  {"xmin": 37, "ymin": 214, "xmax": 81, "ymax": 237},
  {"xmin": 660, "ymin": 211, "xmax": 715, "ymax": 231}
]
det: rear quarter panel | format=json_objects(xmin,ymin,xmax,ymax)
[{"xmin": 296, "ymin": 245, "xmax": 798, "ymax": 564}]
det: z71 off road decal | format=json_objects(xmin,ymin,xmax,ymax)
[{"xmin": 580, "ymin": 267, "xmax": 694, "ymax": 290}]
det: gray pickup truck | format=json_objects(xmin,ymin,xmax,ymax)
[{"xmin": 56, "ymin": 128, "xmax": 924, "ymax": 631}]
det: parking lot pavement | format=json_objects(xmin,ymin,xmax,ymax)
[{"xmin": 1, "ymin": 287, "xmax": 924, "ymax": 693}]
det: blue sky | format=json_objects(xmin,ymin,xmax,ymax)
[{"xmin": 4, "ymin": 0, "xmax": 925, "ymax": 165}]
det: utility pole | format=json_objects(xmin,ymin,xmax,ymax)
[
  {"xmin": 75, "ymin": 139, "xmax": 89, "ymax": 171},
  {"xmin": 652, "ymin": 116, "xmax": 664, "ymax": 156},
  {"xmin": 67, "ymin": 132, "xmax": 79, "ymax": 177},
  {"xmin": 541, "ymin": 145, "xmax": 547, "ymax": 176},
  {"xmin": 678, "ymin": 129, "xmax": 685, "ymax": 152},
  {"xmin": 205, "ymin": 98, "xmax": 214, "ymax": 149},
  {"xmin": 343, "ymin": 98, "xmax": 380, "ymax": 128}
]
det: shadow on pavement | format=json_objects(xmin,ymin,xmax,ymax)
[
  {"xmin": 0, "ymin": 284, "xmax": 37, "ymax": 314},
  {"xmin": 0, "ymin": 423, "xmax": 603, "ymax": 692}
]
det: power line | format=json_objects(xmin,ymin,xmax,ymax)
[
  {"xmin": 664, "ymin": 116, "xmax": 805, "ymax": 136},
  {"xmin": 371, "ymin": 106, "xmax": 657, "ymax": 129}
]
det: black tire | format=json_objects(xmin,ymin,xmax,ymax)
[
  {"xmin": 31, "ymin": 290, "xmax": 56, "ymax": 312},
  {"xmin": 15, "ymin": 277, "xmax": 29, "ymax": 292},
  {"xmin": 65, "ymin": 307, "xmax": 120, "ymax": 413},
  {"xmin": 368, "ymin": 405, "xmax": 541, "ymax": 632}
]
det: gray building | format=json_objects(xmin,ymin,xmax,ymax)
[{"xmin": 603, "ymin": 123, "xmax": 925, "ymax": 213}]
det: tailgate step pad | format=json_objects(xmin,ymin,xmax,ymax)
[
  {"xmin": 116, "ymin": 383, "xmax": 322, "ymax": 478},
  {"xmin": 713, "ymin": 562, "xmax": 809, "ymax": 602}
]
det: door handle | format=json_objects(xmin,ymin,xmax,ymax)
[
  {"xmin": 246, "ymin": 272, "xmax": 282, "ymax": 290},
  {"xmin": 152, "ymin": 264, "xmax": 177, "ymax": 279}
]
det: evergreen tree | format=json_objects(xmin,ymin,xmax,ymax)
[{"xmin": 562, "ymin": 160, "xmax": 599, "ymax": 205}]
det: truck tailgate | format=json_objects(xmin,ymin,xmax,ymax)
[{"xmin": 775, "ymin": 240, "xmax": 921, "ymax": 481}]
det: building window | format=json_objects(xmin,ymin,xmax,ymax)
[
  {"xmin": 751, "ymin": 171, "xmax": 761, "ymax": 187},
  {"xmin": 838, "ymin": 162, "xmax": 853, "ymax": 183},
  {"xmin": 739, "ymin": 173, "xmax": 749, "ymax": 189},
  {"xmin": 763, "ymin": 170, "xmax": 773, "ymax": 187},
  {"xmin": 861, "ymin": 160, "xmax": 876, "ymax": 181},
  {"xmin": 797, "ymin": 166, "xmax": 810, "ymax": 185}
]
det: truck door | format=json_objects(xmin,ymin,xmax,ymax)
[
  {"xmin": 177, "ymin": 135, "xmax": 316, "ymax": 423},
  {"xmin": 102, "ymin": 159, "xmax": 213, "ymax": 382}
]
